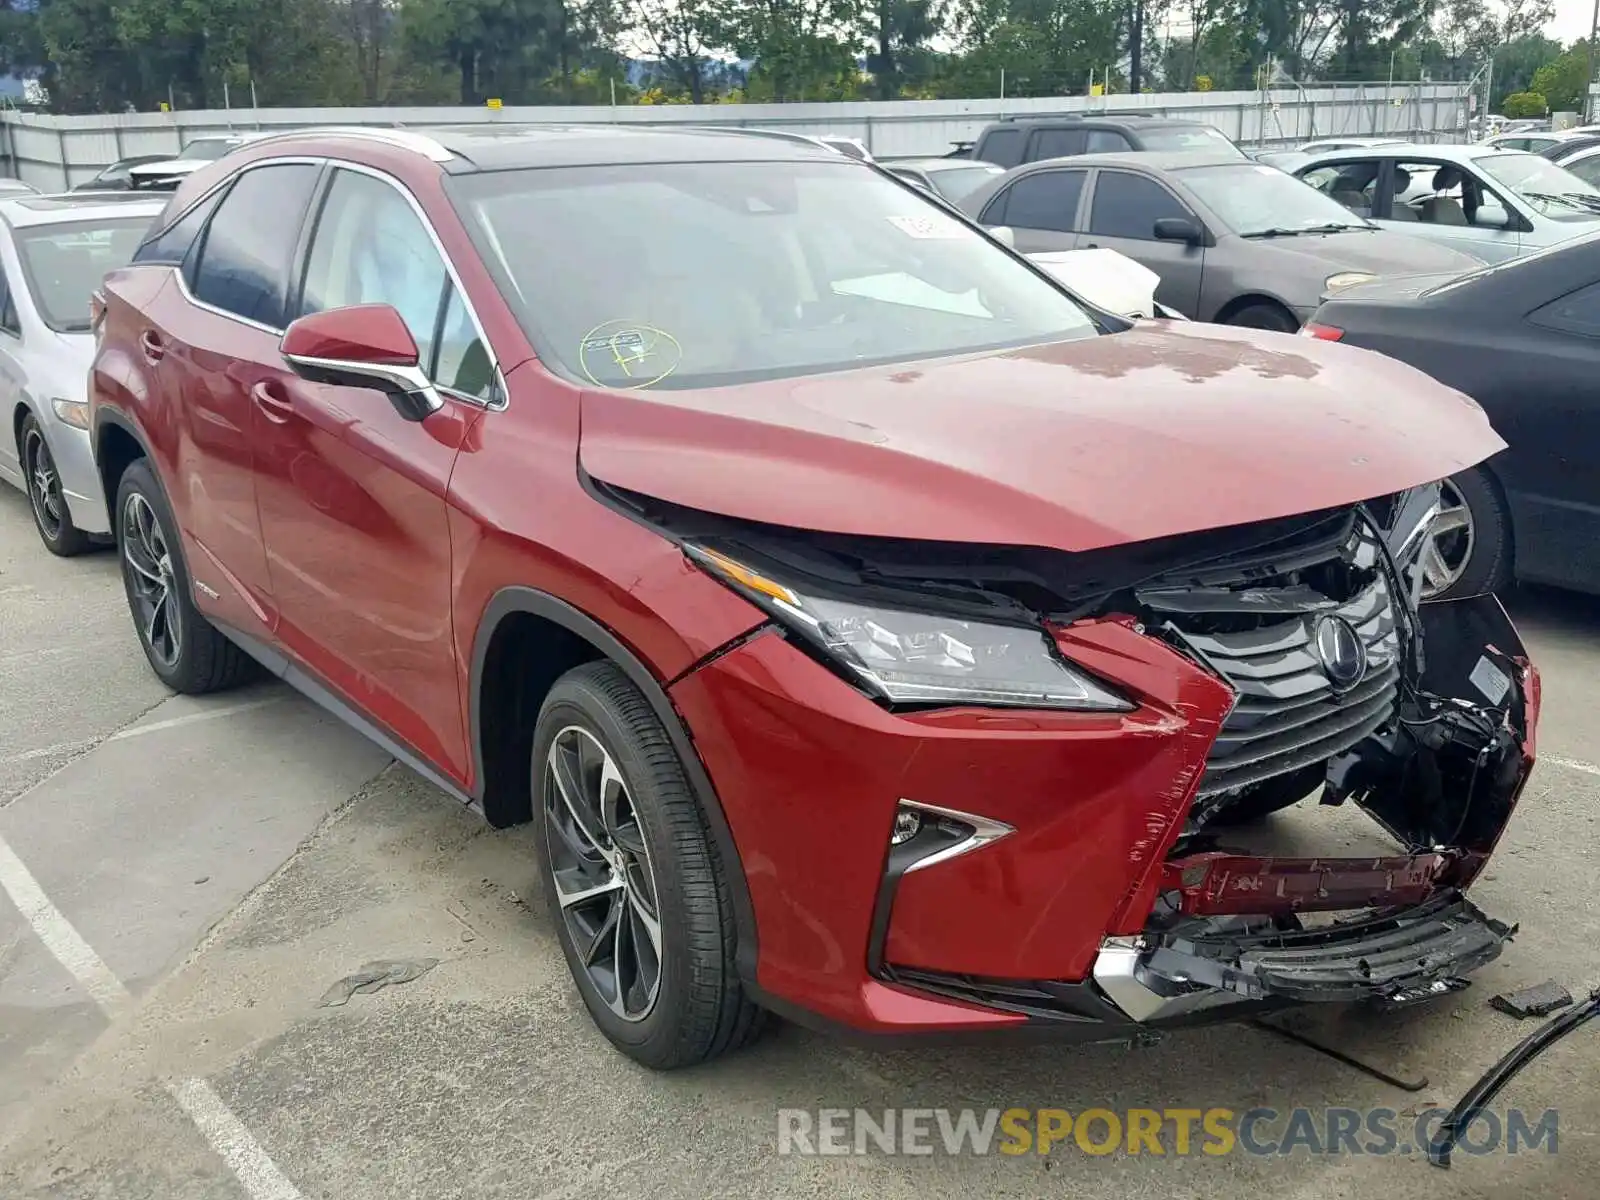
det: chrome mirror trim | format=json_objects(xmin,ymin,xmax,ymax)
[{"xmin": 281, "ymin": 351, "xmax": 445, "ymax": 417}]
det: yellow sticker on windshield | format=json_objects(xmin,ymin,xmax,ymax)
[{"xmin": 578, "ymin": 320, "xmax": 682, "ymax": 390}]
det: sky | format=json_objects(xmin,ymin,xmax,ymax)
[{"xmin": 1548, "ymin": 0, "xmax": 1597, "ymax": 43}]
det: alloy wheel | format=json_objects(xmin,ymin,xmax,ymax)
[
  {"xmin": 543, "ymin": 725, "xmax": 663, "ymax": 1022},
  {"xmin": 24, "ymin": 428, "xmax": 67, "ymax": 542},
  {"xmin": 121, "ymin": 492, "xmax": 182, "ymax": 668},
  {"xmin": 1418, "ymin": 480, "xmax": 1475, "ymax": 600}
]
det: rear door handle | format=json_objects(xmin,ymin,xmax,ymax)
[
  {"xmin": 251, "ymin": 380, "xmax": 296, "ymax": 424},
  {"xmin": 139, "ymin": 330, "xmax": 165, "ymax": 363}
]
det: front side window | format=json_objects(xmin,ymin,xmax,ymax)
[
  {"xmin": 189, "ymin": 163, "xmax": 321, "ymax": 327},
  {"xmin": 1086, "ymin": 131, "xmax": 1132, "ymax": 153},
  {"xmin": 1031, "ymin": 129, "xmax": 1086, "ymax": 161},
  {"xmin": 448, "ymin": 160, "xmax": 1098, "ymax": 391},
  {"xmin": 299, "ymin": 168, "xmax": 493, "ymax": 401},
  {"xmin": 299, "ymin": 168, "xmax": 449, "ymax": 372},
  {"xmin": 15, "ymin": 217, "xmax": 152, "ymax": 332},
  {"xmin": 1088, "ymin": 171, "xmax": 1190, "ymax": 240}
]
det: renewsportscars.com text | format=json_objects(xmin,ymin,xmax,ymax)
[{"xmin": 776, "ymin": 1106, "xmax": 1559, "ymax": 1158}]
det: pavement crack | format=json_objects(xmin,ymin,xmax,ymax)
[{"xmin": 0, "ymin": 694, "xmax": 172, "ymax": 810}]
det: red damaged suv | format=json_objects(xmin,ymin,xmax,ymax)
[{"xmin": 90, "ymin": 124, "xmax": 1539, "ymax": 1068}]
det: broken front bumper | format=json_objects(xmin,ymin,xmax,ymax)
[{"xmin": 1094, "ymin": 892, "xmax": 1515, "ymax": 1024}]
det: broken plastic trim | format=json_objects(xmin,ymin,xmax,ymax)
[{"xmin": 1096, "ymin": 893, "xmax": 1513, "ymax": 1023}]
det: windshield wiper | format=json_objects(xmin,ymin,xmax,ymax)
[
  {"xmin": 1522, "ymin": 190, "xmax": 1600, "ymax": 214},
  {"xmin": 1242, "ymin": 222, "xmax": 1367, "ymax": 239}
]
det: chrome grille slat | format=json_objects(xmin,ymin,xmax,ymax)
[{"xmin": 1160, "ymin": 520, "xmax": 1405, "ymax": 800}]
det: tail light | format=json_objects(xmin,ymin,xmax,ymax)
[{"xmin": 1301, "ymin": 321, "xmax": 1344, "ymax": 341}]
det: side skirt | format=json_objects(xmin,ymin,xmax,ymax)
[{"xmin": 217, "ymin": 623, "xmax": 478, "ymax": 811}]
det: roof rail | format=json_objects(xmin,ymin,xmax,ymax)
[
  {"xmin": 241, "ymin": 125, "xmax": 455, "ymax": 163},
  {"xmin": 687, "ymin": 126, "xmax": 876, "ymax": 161}
]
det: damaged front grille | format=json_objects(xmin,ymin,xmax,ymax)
[{"xmin": 1141, "ymin": 515, "xmax": 1405, "ymax": 803}]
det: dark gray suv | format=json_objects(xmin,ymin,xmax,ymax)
[{"xmin": 969, "ymin": 115, "xmax": 1245, "ymax": 169}]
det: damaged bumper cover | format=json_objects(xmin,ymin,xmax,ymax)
[
  {"xmin": 1095, "ymin": 892, "xmax": 1515, "ymax": 1024},
  {"xmin": 653, "ymin": 485, "xmax": 1538, "ymax": 1040}
]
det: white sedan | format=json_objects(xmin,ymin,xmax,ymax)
[{"xmin": 0, "ymin": 192, "xmax": 167, "ymax": 555}]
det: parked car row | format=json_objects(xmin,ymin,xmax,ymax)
[{"xmin": 0, "ymin": 123, "xmax": 1570, "ymax": 1080}]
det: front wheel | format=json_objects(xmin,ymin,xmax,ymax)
[
  {"xmin": 1223, "ymin": 302, "xmax": 1298, "ymax": 333},
  {"xmin": 531, "ymin": 661, "xmax": 763, "ymax": 1069},
  {"xmin": 114, "ymin": 457, "xmax": 258, "ymax": 693},
  {"xmin": 20, "ymin": 415, "xmax": 92, "ymax": 556},
  {"xmin": 1418, "ymin": 468, "xmax": 1512, "ymax": 601}
]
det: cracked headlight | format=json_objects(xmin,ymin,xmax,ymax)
[
  {"xmin": 1325, "ymin": 272, "xmax": 1378, "ymax": 291},
  {"xmin": 686, "ymin": 544, "xmax": 1131, "ymax": 710}
]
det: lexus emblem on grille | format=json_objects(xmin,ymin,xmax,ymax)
[{"xmin": 1313, "ymin": 615, "xmax": 1367, "ymax": 692}]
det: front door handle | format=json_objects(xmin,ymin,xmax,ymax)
[
  {"xmin": 139, "ymin": 330, "xmax": 165, "ymax": 363},
  {"xmin": 251, "ymin": 380, "xmax": 296, "ymax": 424}
]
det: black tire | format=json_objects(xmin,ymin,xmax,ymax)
[
  {"xmin": 1423, "ymin": 467, "xmax": 1512, "ymax": 601},
  {"xmin": 531, "ymin": 661, "xmax": 764, "ymax": 1069},
  {"xmin": 19, "ymin": 414, "xmax": 93, "ymax": 557},
  {"xmin": 1223, "ymin": 302, "xmax": 1298, "ymax": 332},
  {"xmin": 114, "ymin": 457, "xmax": 258, "ymax": 694}
]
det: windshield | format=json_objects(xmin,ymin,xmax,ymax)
[
  {"xmin": 926, "ymin": 165, "xmax": 1006, "ymax": 202},
  {"xmin": 180, "ymin": 140, "xmax": 236, "ymax": 162},
  {"xmin": 1477, "ymin": 152, "xmax": 1600, "ymax": 221},
  {"xmin": 1178, "ymin": 162, "xmax": 1370, "ymax": 235},
  {"xmin": 448, "ymin": 160, "xmax": 1099, "ymax": 390},
  {"xmin": 1141, "ymin": 126, "xmax": 1245, "ymax": 156},
  {"xmin": 15, "ymin": 217, "xmax": 152, "ymax": 332}
]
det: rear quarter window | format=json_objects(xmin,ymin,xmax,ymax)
[{"xmin": 132, "ymin": 185, "xmax": 228, "ymax": 266}]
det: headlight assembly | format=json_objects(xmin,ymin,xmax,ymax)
[
  {"xmin": 686, "ymin": 544, "xmax": 1131, "ymax": 711},
  {"xmin": 1324, "ymin": 271, "xmax": 1377, "ymax": 291}
]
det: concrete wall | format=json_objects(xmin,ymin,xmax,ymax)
[{"xmin": 0, "ymin": 82, "xmax": 1471, "ymax": 191}]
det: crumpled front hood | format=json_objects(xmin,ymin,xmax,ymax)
[{"xmin": 576, "ymin": 322, "xmax": 1505, "ymax": 553}]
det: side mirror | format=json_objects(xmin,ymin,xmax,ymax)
[
  {"xmin": 1475, "ymin": 201, "xmax": 1512, "ymax": 229},
  {"xmin": 280, "ymin": 304, "xmax": 443, "ymax": 422},
  {"xmin": 988, "ymin": 225, "xmax": 1017, "ymax": 248},
  {"xmin": 1153, "ymin": 216, "xmax": 1203, "ymax": 245}
]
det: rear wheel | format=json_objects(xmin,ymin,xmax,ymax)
[
  {"xmin": 1223, "ymin": 302, "xmax": 1298, "ymax": 333},
  {"xmin": 531, "ymin": 661, "xmax": 763, "ymax": 1069},
  {"xmin": 114, "ymin": 457, "xmax": 257, "ymax": 693},
  {"xmin": 20, "ymin": 415, "xmax": 92, "ymax": 557}
]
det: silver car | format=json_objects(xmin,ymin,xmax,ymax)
[
  {"xmin": 1294, "ymin": 143, "xmax": 1600, "ymax": 263},
  {"xmin": 958, "ymin": 151, "xmax": 1484, "ymax": 330},
  {"xmin": 0, "ymin": 193, "xmax": 166, "ymax": 554}
]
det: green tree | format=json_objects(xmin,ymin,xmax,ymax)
[
  {"xmin": 628, "ymin": 0, "xmax": 725, "ymax": 102},
  {"xmin": 1530, "ymin": 41, "xmax": 1592, "ymax": 113},
  {"xmin": 711, "ymin": 0, "xmax": 863, "ymax": 102},
  {"xmin": 1502, "ymin": 88, "xmax": 1547, "ymax": 117}
]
